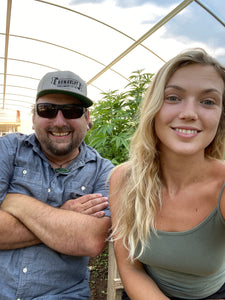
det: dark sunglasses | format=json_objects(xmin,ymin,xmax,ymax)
[{"xmin": 36, "ymin": 103, "xmax": 86, "ymax": 119}]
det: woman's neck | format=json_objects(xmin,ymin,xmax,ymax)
[{"xmin": 159, "ymin": 151, "xmax": 209, "ymax": 191}]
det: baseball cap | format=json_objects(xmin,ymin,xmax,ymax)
[{"xmin": 36, "ymin": 70, "xmax": 93, "ymax": 107}]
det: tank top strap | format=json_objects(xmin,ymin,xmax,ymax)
[{"xmin": 217, "ymin": 183, "xmax": 225, "ymax": 206}]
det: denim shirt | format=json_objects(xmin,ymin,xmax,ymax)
[{"xmin": 0, "ymin": 133, "xmax": 114, "ymax": 300}]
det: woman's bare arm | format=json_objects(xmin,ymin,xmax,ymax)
[{"xmin": 110, "ymin": 165, "xmax": 170, "ymax": 300}]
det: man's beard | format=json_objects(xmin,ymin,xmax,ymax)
[
  {"xmin": 45, "ymin": 138, "xmax": 78, "ymax": 156},
  {"xmin": 36, "ymin": 126, "xmax": 86, "ymax": 157}
]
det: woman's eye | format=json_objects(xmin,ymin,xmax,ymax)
[
  {"xmin": 166, "ymin": 96, "xmax": 179, "ymax": 102},
  {"xmin": 201, "ymin": 99, "xmax": 215, "ymax": 106}
]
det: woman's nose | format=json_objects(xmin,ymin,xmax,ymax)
[{"xmin": 178, "ymin": 99, "xmax": 198, "ymax": 120}]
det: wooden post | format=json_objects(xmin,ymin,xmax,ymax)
[{"xmin": 107, "ymin": 241, "xmax": 124, "ymax": 300}]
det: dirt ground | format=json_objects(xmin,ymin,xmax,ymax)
[{"xmin": 89, "ymin": 245, "xmax": 108, "ymax": 299}]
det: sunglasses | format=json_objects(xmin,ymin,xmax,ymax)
[{"xmin": 36, "ymin": 103, "xmax": 86, "ymax": 119}]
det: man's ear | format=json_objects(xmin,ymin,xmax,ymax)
[
  {"xmin": 32, "ymin": 114, "xmax": 35, "ymax": 130},
  {"xmin": 85, "ymin": 109, "xmax": 90, "ymax": 130}
]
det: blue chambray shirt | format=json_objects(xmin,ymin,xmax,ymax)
[{"xmin": 0, "ymin": 133, "xmax": 114, "ymax": 300}]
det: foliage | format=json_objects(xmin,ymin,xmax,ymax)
[
  {"xmin": 87, "ymin": 70, "xmax": 154, "ymax": 299},
  {"xmin": 85, "ymin": 70, "xmax": 154, "ymax": 165}
]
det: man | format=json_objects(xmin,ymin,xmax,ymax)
[{"xmin": 0, "ymin": 70, "xmax": 113, "ymax": 299}]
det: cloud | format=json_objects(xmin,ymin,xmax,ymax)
[
  {"xmin": 69, "ymin": 0, "xmax": 178, "ymax": 8},
  {"xmin": 140, "ymin": 0, "xmax": 225, "ymax": 62},
  {"xmin": 69, "ymin": 0, "xmax": 104, "ymax": 4},
  {"xmin": 161, "ymin": 3, "xmax": 225, "ymax": 52},
  {"xmin": 114, "ymin": 0, "xmax": 179, "ymax": 8}
]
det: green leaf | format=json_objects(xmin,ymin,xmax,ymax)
[{"xmin": 86, "ymin": 69, "xmax": 154, "ymax": 165}]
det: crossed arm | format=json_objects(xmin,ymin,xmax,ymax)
[{"xmin": 0, "ymin": 193, "xmax": 111, "ymax": 257}]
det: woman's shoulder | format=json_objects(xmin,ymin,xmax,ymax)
[
  {"xmin": 213, "ymin": 160, "xmax": 225, "ymax": 217},
  {"xmin": 213, "ymin": 159, "xmax": 225, "ymax": 180},
  {"xmin": 109, "ymin": 162, "xmax": 131, "ymax": 197},
  {"xmin": 109, "ymin": 163, "xmax": 131, "ymax": 209},
  {"xmin": 111, "ymin": 161, "xmax": 131, "ymax": 179},
  {"xmin": 208, "ymin": 158, "xmax": 225, "ymax": 178}
]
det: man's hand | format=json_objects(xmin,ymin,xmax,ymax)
[{"xmin": 61, "ymin": 193, "xmax": 109, "ymax": 218}]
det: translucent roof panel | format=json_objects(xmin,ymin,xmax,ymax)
[{"xmin": 0, "ymin": 0, "xmax": 224, "ymax": 133}]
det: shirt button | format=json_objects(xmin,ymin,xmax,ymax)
[
  {"xmin": 22, "ymin": 170, "xmax": 27, "ymax": 175},
  {"xmin": 48, "ymin": 188, "xmax": 51, "ymax": 193},
  {"xmin": 81, "ymin": 186, "xmax": 86, "ymax": 191},
  {"xmin": 23, "ymin": 267, "xmax": 28, "ymax": 273}
]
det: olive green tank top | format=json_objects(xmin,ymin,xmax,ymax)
[{"xmin": 136, "ymin": 183, "xmax": 225, "ymax": 299}]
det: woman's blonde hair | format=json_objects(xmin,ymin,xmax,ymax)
[{"xmin": 111, "ymin": 48, "xmax": 225, "ymax": 261}]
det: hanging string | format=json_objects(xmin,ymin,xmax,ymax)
[{"xmin": 47, "ymin": 156, "xmax": 76, "ymax": 173}]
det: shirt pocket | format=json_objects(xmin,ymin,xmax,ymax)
[
  {"xmin": 65, "ymin": 181, "xmax": 93, "ymax": 200},
  {"xmin": 9, "ymin": 166, "xmax": 43, "ymax": 197}
]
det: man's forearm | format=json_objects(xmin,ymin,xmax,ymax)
[
  {"xmin": 0, "ymin": 209, "xmax": 41, "ymax": 249},
  {"xmin": 1, "ymin": 193, "xmax": 111, "ymax": 256}
]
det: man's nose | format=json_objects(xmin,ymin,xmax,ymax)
[{"xmin": 52, "ymin": 109, "xmax": 68, "ymax": 125}]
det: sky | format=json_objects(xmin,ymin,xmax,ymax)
[
  {"xmin": 0, "ymin": 0, "xmax": 224, "ymax": 133},
  {"xmin": 68, "ymin": 0, "xmax": 225, "ymax": 59}
]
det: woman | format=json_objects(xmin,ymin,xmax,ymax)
[{"xmin": 109, "ymin": 48, "xmax": 225, "ymax": 300}]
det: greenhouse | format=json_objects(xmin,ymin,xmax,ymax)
[
  {"xmin": 0, "ymin": 1, "xmax": 225, "ymax": 300},
  {"xmin": 0, "ymin": 0, "xmax": 224, "ymax": 133}
]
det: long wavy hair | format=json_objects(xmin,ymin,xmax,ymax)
[{"xmin": 111, "ymin": 48, "xmax": 225, "ymax": 261}]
